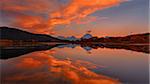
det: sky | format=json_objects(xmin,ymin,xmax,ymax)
[{"xmin": 0, "ymin": 0, "xmax": 149, "ymax": 38}]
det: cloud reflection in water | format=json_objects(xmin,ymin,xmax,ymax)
[{"xmin": 1, "ymin": 50, "xmax": 119, "ymax": 84}]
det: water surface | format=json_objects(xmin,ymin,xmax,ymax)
[{"xmin": 1, "ymin": 43, "xmax": 149, "ymax": 84}]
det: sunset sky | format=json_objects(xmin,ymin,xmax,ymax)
[{"xmin": 0, "ymin": 0, "xmax": 149, "ymax": 37}]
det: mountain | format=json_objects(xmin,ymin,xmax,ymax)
[
  {"xmin": 81, "ymin": 33, "xmax": 93, "ymax": 39},
  {"xmin": 57, "ymin": 36, "xmax": 79, "ymax": 41},
  {"xmin": 66, "ymin": 36, "xmax": 78, "ymax": 41},
  {"xmin": 57, "ymin": 36, "xmax": 66, "ymax": 40},
  {"xmin": 0, "ymin": 26, "xmax": 61, "ymax": 42},
  {"xmin": 125, "ymin": 33, "xmax": 149, "ymax": 43}
]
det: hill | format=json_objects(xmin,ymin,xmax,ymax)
[
  {"xmin": 0, "ymin": 26, "xmax": 61, "ymax": 42},
  {"xmin": 99, "ymin": 33, "xmax": 150, "ymax": 44}
]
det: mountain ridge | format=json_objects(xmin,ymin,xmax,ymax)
[
  {"xmin": 0, "ymin": 26, "xmax": 61, "ymax": 42},
  {"xmin": 0, "ymin": 26, "xmax": 149, "ymax": 43}
]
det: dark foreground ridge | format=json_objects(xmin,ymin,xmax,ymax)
[{"xmin": 0, "ymin": 26, "xmax": 62, "ymax": 42}]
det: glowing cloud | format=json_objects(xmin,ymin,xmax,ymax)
[
  {"xmin": 0, "ymin": 0, "xmax": 126, "ymax": 34},
  {"xmin": 49, "ymin": 0, "xmax": 124, "ymax": 26}
]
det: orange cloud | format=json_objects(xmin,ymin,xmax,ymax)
[
  {"xmin": 12, "ymin": 16, "xmax": 52, "ymax": 34},
  {"xmin": 0, "ymin": 0, "xmax": 126, "ymax": 34},
  {"xmin": 0, "ymin": 0, "xmax": 57, "ymax": 34},
  {"xmin": 0, "ymin": 0, "xmax": 54, "ymax": 13},
  {"xmin": 13, "ymin": 15, "xmax": 42, "ymax": 28},
  {"xmin": 49, "ymin": 0, "xmax": 124, "ymax": 26}
]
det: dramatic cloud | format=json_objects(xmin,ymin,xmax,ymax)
[
  {"xmin": 0, "ymin": 0, "xmax": 125, "ymax": 34},
  {"xmin": 0, "ymin": 0, "xmax": 59, "ymax": 34},
  {"xmin": 49, "ymin": 0, "xmax": 124, "ymax": 25}
]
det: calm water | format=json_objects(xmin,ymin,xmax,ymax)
[{"xmin": 1, "ymin": 44, "xmax": 149, "ymax": 84}]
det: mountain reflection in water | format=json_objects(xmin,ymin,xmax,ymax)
[
  {"xmin": 1, "ymin": 43, "xmax": 149, "ymax": 59},
  {"xmin": 0, "ymin": 43, "xmax": 149, "ymax": 84}
]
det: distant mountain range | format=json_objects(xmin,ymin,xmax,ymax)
[
  {"xmin": 0, "ymin": 26, "xmax": 149, "ymax": 44},
  {"xmin": 57, "ymin": 33, "xmax": 93, "ymax": 41},
  {"xmin": 80, "ymin": 33, "xmax": 149, "ymax": 44},
  {"xmin": 0, "ymin": 26, "xmax": 61, "ymax": 42},
  {"xmin": 57, "ymin": 36, "xmax": 79, "ymax": 41}
]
